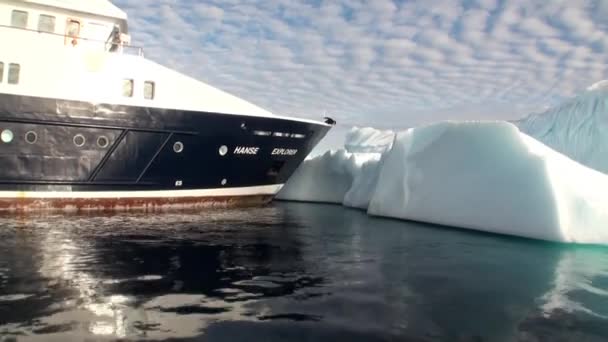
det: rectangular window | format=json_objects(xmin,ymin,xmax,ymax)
[
  {"xmin": 65, "ymin": 19, "xmax": 81, "ymax": 46},
  {"xmin": 253, "ymin": 130, "xmax": 272, "ymax": 136},
  {"xmin": 0, "ymin": 62, "xmax": 3, "ymax": 83},
  {"xmin": 144, "ymin": 81, "xmax": 155, "ymax": 99},
  {"xmin": 38, "ymin": 14, "xmax": 56, "ymax": 33},
  {"xmin": 122, "ymin": 79, "xmax": 133, "ymax": 97},
  {"xmin": 66, "ymin": 19, "xmax": 80, "ymax": 37},
  {"xmin": 11, "ymin": 10, "xmax": 28, "ymax": 29},
  {"xmin": 8, "ymin": 64, "xmax": 20, "ymax": 85}
]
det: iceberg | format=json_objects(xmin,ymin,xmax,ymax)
[
  {"xmin": 344, "ymin": 126, "xmax": 394, "ymax": 153},
  {"xmin": 367, "ymin": 121, "xmax": 608, "ymax": 243},
  {"xmin": 278, "ymin": 82, "xmax": 608, "ymax": 244},
  {"xmin": 516, "ymin": 80, "xmax": 608, "ymax": 174},
  {"xmin": 276, "ymin": 149, "xmax": 381, "ymax": 204}
]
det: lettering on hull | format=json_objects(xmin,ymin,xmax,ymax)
[
  {"xmin": 272, "ymin": 148, "xmax": 298, "ymax": 156},
  {"xmin": 234, "ymin": 146, "xmax": 260, "ymax": 155}
]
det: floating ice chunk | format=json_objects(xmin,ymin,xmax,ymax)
[
  {"xmin": 367, "ymin": 121, "xmax": 608, "ymax": 244},
  {"xmin": 278, "ymin": 121, "xmax": 608, "ymax": 244},
  {"xmin": 278, "ymin": 82, "xmax": 608, "ymax": 244}
]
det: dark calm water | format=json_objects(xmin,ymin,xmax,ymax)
[{"xmin": 1, "ymin": 202, "xmax": 608, "ymax": 342}]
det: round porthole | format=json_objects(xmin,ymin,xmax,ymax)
[
  {"xmin": 173, "ymin": 141, "xmax": 184, "ymax": 153},
  {"xmin": 73, "ymin": 134, "xmax": 86, "ymax": 147},
  {"xmin": 240, "ymin": 122, "xmax": 247, "ymax": 130},
  {"xmin": 221, "ymin": 178, "xmax": 227, "ymax": 186},
  {"xmin": 25, "ymin": 131, "xmax": 37, "ymax": 144},
  {"xmin": 97, "ymin": 136, "xmax": 109, "ymax": 148},
  {"xmin": 218, "ymin": 145, "xmax": 228, "ymax": 156},
  {"xmin": 1, "ymin": 129, "xmax": 14, "ymax": 143}
]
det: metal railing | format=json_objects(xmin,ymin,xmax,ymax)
[{"xmin": 0, "ymin": 24, "xmax": 144, "ymax": 56}]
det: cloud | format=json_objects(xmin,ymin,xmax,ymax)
[{"xmin": 114, "ymin": 0, "xmax": 608, "ymax": 130}]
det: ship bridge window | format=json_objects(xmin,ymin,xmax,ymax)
[
  {"xmin": 65, "ymin": 19, "xmax": 81, "ymax": 46},
  {"xmin": 11, "ymin": 10, "xmax": 28, "ymax": 29},
  {"xmin": 38, "ymin": 14, "xmax": 56, "ymax": 33},
  {"xmin": 66, "ymin": 19, "xmax": 80, "ymax": 37},
  {"xmin": 0, "ymin": 62, "xmax": 3, "ymax": 83},
  {"xmin": 122, "ymin": 79, "xmax": 134, "ymax": 97},
  {"xmin": 253, "ymin": 130, "xmax": 272, "ymax": 136},
  {"xmin": 144, "ymin": 81, "xmax": 155, "ymax": 100},
  {"xmin": 8, "ymin": 64, "xmax": 20, "ymax": 85}
]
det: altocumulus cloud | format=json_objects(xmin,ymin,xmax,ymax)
[{"xmin": 114, "ymin": 0, "xmax": 608, "ymax": 131}]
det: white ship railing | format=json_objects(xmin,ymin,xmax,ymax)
[{"xmin": 0, "ymin": 24, "xmax": 144, "ymax": 56}]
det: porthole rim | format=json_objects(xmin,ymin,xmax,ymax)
[
  {"xmin": 173, "ymin": 141, "xmax": 184, "ymax": 153},
  {"xmin": 73, "ymin": 134, "xmax": 86, "ymax": 147},
  {"xmin": 97, "ymin": 135, "xmax": 109, "ymax": 148},
  {"xmin": 24, "ymin": 131, "xmax": 38, "ymax": 144}
]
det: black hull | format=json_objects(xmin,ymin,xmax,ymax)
[{"xmin": 0, "ymin": 93, "xmax": 331, "ymax": 211}]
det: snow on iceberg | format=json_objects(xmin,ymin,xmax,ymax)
[
  {"xmin": 516, "ymin": 80, "xmax": 608, "ymax": 173},
  {"xmin": 344, "ymin": 126, "xmax": 394, "ymax": 153},
  {"xmin": 278, "ymin": 121, "xmax": 608, "ymax": 244}
]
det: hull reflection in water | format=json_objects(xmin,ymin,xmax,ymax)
[{"xmin": 0, "ymin": 203, "xmax": 608, "ymax": 341}]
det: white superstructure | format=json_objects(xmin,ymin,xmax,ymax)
[{"xmin": 0, "ymin": 0, "xmax": 315, "ymax": 121}]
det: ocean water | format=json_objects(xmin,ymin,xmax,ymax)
[{"xmin": 0, "ymin": 202, "xmax": 607, "ymax": 342}]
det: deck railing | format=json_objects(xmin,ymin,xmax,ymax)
[{"xmin": 0, "ymin": 24, "xmax": 144, "ymax": 56}]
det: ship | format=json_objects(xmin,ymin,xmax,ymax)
[{"xmin": 0, "ymin": 0, "xmax": 333, "ymax": 212}]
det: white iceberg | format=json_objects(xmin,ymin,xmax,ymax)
[
  {"xmin": 276, "ymin": 150, "xmax": 380, "ymax": 204},
  {"xmin": 344, "ymin": 126, "xmax": 394, "ymax": 153},
  {"xmin": 516, "ymin": 80, "xmax": 608, "ymax": 174},
  {"xmin": 368, "ymin": 121, "xmax": 608, "ymax": 243},
  {"xmin": 278, "ymin": 83, "xmax": 608, "ymax": 245}
]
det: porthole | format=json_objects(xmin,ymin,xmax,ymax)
[
  {"xmin": 1, "ymin": 129, "xmax": 14, "ymax": 143},
  {"xmin": 240, "ymin": 122, "xmax": 247, "ymax": 130},
  {"xmin": 73, "ymin": 134, "xmax": 86, "ymax": 147},
  {"xmin": 25, "ymin": 131, "xmax": 37, "ymax": 144},
  {"xmin": 97, "ymin": 135, "xmax": 109, "ymax": 148},
  {"xmin": 218, "ymin": 145, "xmax": 228, "ymax": 156},
  {"xmin": 173, "ymin": 141, "xmax": 184, "ymax": 153},
  {"xmin": 221, "ymin": 178, "xmax": 227, "ymax": 186}
]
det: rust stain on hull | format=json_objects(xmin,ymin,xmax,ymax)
[{"xmin": 0, "ymin": 195, "xmax": 275, "ymax": 214}]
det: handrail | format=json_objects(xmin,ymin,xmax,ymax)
[{"xmin": 0, "ymin": 24, "xmax": 144, "ymax": 56}]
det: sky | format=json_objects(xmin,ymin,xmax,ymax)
[{"xmin": 113, "ymin": 0, "xmax": 608, "ymax": 143}]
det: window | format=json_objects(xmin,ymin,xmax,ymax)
[
  {"xmin": 1, "ymin": 129, "xmax": 14, "ymax": 143},
  {"xmin": 253, "ymin": 130, "xmax": 272, "ymax": 136},
  {"xmin": 8, "ymin": 64, "xmax": 20, "ymax": 85},
  {"xmin": 38, "ymin": 14, "xmax": 55, "ymax": 33},
  {"xmin": 65, "ymin": 19, "xmax": 80, "ymax": 46},
  {"xmin": 85, "ymin": 22, "xmax": 109, "ymax": 42},
  {"xmin": 144, "ymin": 81, "xmax": 155, "ymax": 99},
  {"xmin": 122, "ymin": 79, "xmax": 133, "ymax": 97},
  {"xmin": 0, "ymin": 62, "xmax": 3, "ymax": 83},
  {"xmin": 66, "ymin": 19, "xmax": 80, "ymax": 37},
  {"xmin": 11, "ymin": 10, "xmax": 28, "ymax": 28}
]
